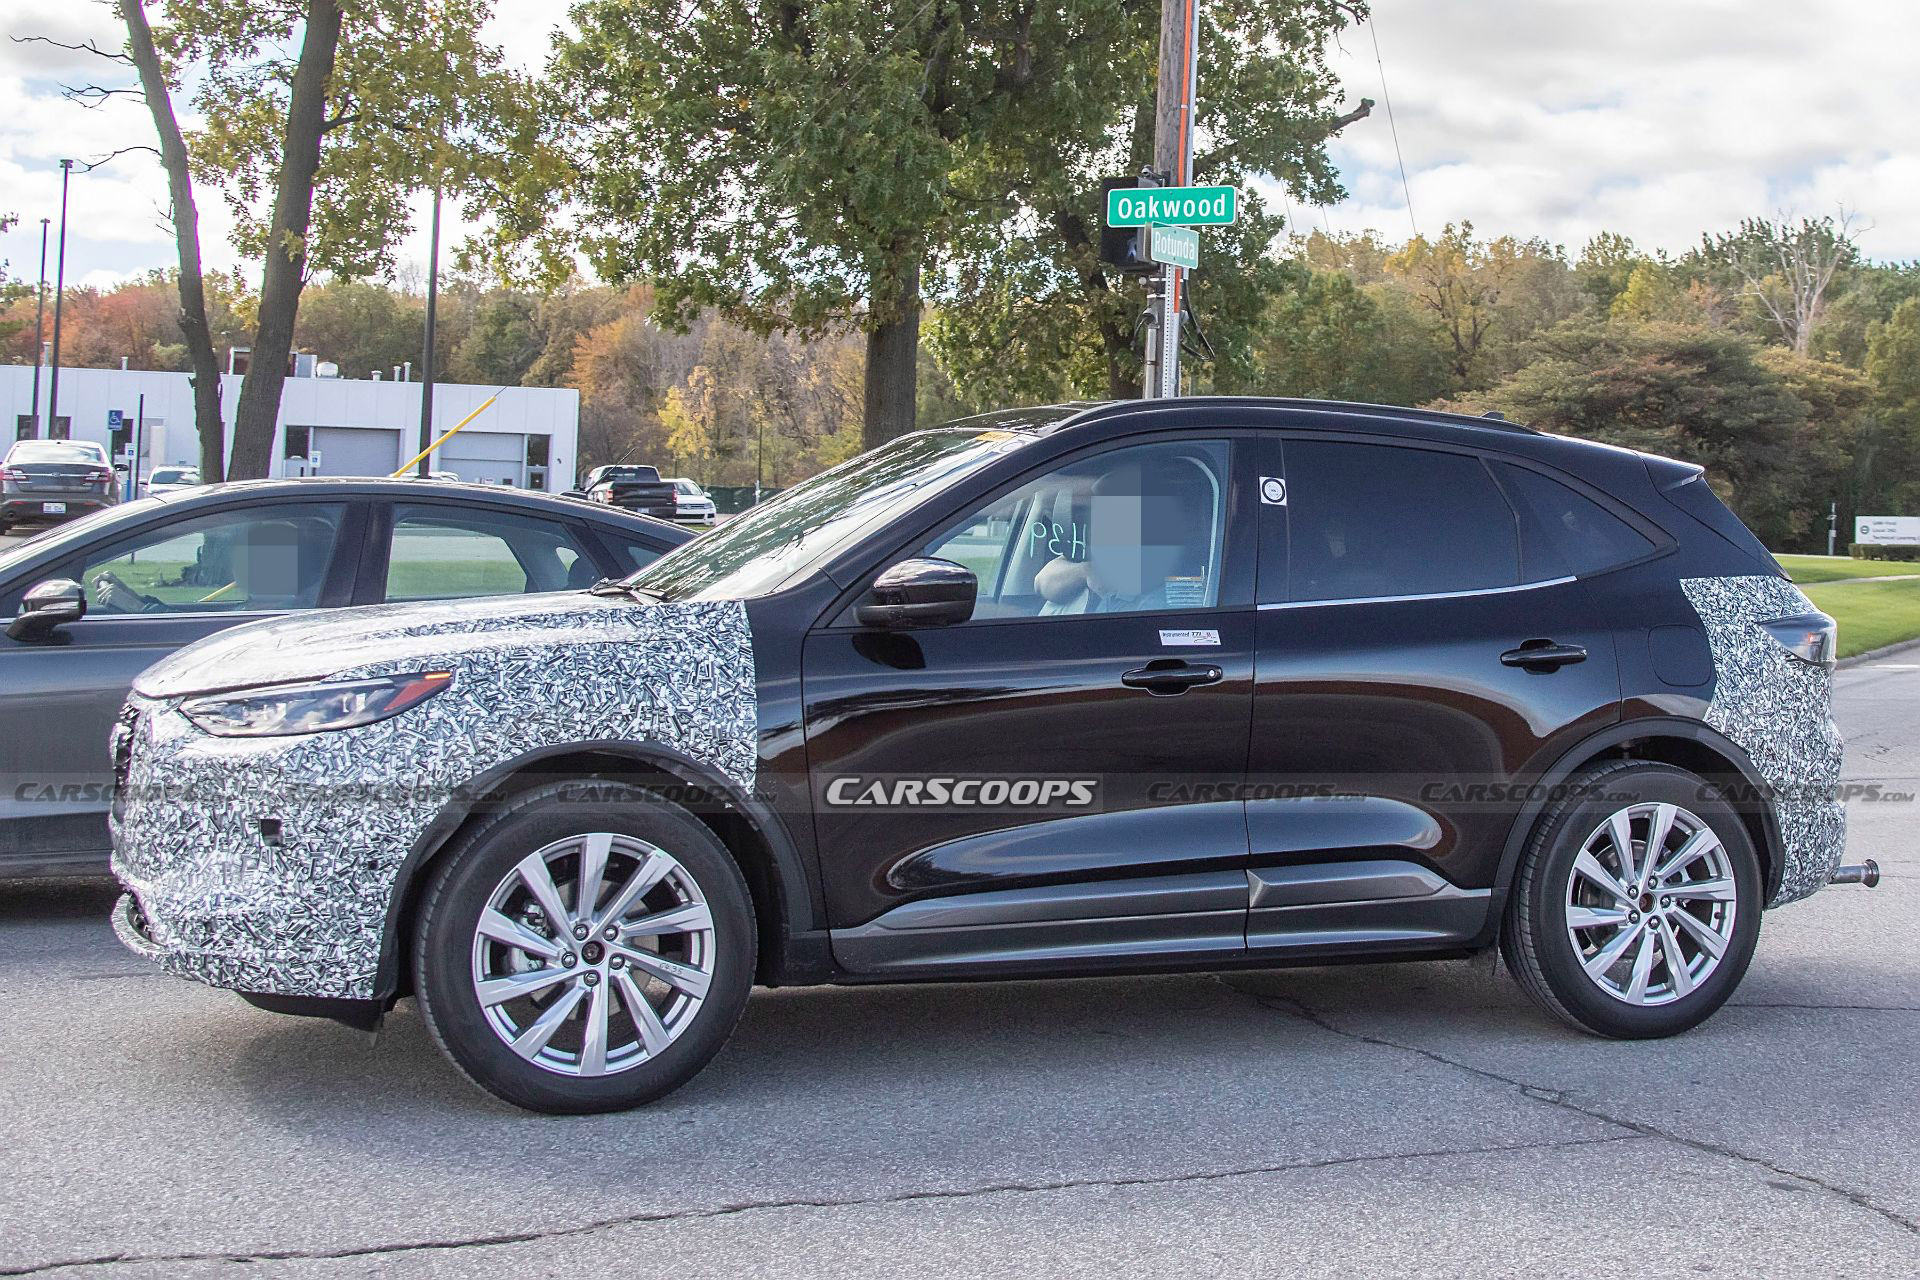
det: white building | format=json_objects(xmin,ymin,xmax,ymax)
[{"xmin": 3, "ymin": 364, "xmax": 580, "ymax": 492}]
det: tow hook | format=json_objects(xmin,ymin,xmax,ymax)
[{"xmin": 1830, "ymin": 861, "xmax": 1881, "ymax": 887}]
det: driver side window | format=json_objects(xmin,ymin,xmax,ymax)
[
  {"xmin": 77, "ymin": 504, "xmax": 347, "ymax": 616},
  {"xmin": 924, "ymin": 440, "xmax": 1230, "ymax": 619}
]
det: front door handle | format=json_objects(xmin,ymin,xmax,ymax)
[
  {"xmin": 1500, "ymin": 640, "xmax": 1588, "ymax": 672},
  {"xmin": 1121, "ymin": 660, "xmax": 1224, "ymax": 695}
]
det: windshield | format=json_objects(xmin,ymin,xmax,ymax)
[
  {"xmin": 626, "ymin": 427, "xmax": 1039, "ymax": 601},
  {"xmin": 8, "ymin": 441, "xmax": 106, "ymax": 465},
  {"xmin": 151, "ymin": 468, "xmax": 194, "ymax": 484}
]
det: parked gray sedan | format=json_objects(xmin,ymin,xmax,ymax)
[
  {"xmin": 0, "ymin": 478, "xmax": 692, "ymax": 878},
  {"xmin": 1, "ymin": 439, "xmax": 119, "ymax": 531}
]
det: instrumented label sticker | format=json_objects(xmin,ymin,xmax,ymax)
[
  {"xmin": 1159, "ymin": 629, "xmax": 1221, "ymax": 646},
  {"xmin": 1260, "ymin": 477, "xmax": 1287, "ymax": 505}
]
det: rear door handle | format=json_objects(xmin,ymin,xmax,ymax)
[
  {"xmin": 1500, "ymin": 640, "xmax": 1588, "ymax": 672},
  {"xmin": 1121, "ymin": 660, "xmax": 1224, "ymax": 695}
]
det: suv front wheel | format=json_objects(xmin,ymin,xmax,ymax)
[
  {"xmin": 413, "ymin": 781, "xmax": 756, "ymax": 1113},
  {"xmin": 1502, "ymin": 761, "xmax": 1763, "ymax": 1038}
]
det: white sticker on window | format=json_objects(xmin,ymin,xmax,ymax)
[
  {"xmin": 1260, "ymin": 476, "xmax": 1287, "ymax": 505},
  {"xmin": 1159, "ymin": 629, "xmax": 1221, "ymax": 646}
]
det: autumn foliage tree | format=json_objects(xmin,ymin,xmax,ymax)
[{"xmin": 36, "ymin": 1, "xmax": 550, "ymax": 477}]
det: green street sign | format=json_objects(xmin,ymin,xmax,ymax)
[
  {"xmin": 1106, "ymin": 184, "xmax": 1237, "ymax": 227},
  {"xmin": 1148, "ymin": 224, "xmax": 1199, "ymax": 269}
]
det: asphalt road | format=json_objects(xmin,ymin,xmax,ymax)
[{"xmin": 1, "ymin": 661, "xmax": 1917, "ymax": 1276}]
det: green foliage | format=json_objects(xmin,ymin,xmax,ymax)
[
  {"xmin": 1462, "ymin": 319, "xmax": 1807, "ymax": 545},
  {"xmin": 1245, "ymin": 261, "xmax": 1448, "ymax": 403},
  {"xmin": 291, "ymin": 280, "xmax": 422, "ymax": 379},
  {"xmin": 162, "ymin": 0, "xmax": 549, "ymax": 281}
]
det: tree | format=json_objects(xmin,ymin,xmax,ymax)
[
  {"xmin": 1865, "ymin": 297, "xmax": 1920, "ymax": 514},
  {"xmin": 1459, "ymin": 319, "xmax": 1806, "ymax": 544},
  {"xmin": 292, "ymin": 280, "xmax": 421, "ymax": 380},
  {"xmin": 1247, "ymin": 262, "xmax": 1449, "ymax": 405},
  {"xmin": 1698, "ymin": 213, "xmax": 1860, "ymax": 356},
  {"xmin": 558, "ymin": 0, "xmax": 1168, "ymax": 447},
  {"xmin": 555, "ymin": 0, "xmax": 1363, "ymax": 443},
  {"xmin": 1383, "ymin": 223, "xmax": 1508, "ymax": 387},
  {"xmin": 1574, "ymin": 231, "xmax": 1644, "ymax": 313},
  {"xmin": 927, "ymin": 0, "xmax": 1369, "ymax": 401},
  {"xmin": 42, "ymin": 2, "xmax": 548, "ymax": 477}
]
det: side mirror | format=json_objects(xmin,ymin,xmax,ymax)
[
  {"xmin": 8, "ymin": 578, "xmax": 87, "ymax": 642},
  {"xmin": 855, "ymin": 558, "xmax": 976, "ymax": 630}
]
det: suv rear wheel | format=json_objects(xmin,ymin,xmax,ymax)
[
  {"xmin": 413, "ymin": 781, "xmax": 755, "ymax": 1113},
  {"xmin": 1502, "ymin": 761, "xmax": 1763, "ymax": 1038}
]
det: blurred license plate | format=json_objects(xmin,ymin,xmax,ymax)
[{"xmin": 42, "ymin": 502, "xmax": 66, "ymax": 514}]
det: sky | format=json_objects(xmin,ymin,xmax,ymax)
[{"xmin": 1, "ymin": 0, "xmax": 1916, "ymax": 298}]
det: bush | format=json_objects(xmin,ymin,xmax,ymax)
[{"xmin": 1850, "ymin": 545, "xmax": 1920, "ymax": 561}]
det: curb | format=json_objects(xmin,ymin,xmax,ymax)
[{"xmin": 1837, "ymin": 636, "xmax": 1920, "ymax": 669}]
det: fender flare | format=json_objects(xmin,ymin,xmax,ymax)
[
  {"xmin": 1476, "ymin": 716, "xmax": 1783, "ymax": 946},
  {"xmin": 370, "ymin": 739, "xmax": 822, "ymax": 999}
]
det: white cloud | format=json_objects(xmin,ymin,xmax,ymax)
[{"xmin": 1319, "ymin": 0, "xmax": 1920, "ymax": 260}]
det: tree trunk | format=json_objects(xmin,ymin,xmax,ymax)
[
  {"xmin": 862, "ymin": 252, "xmax": 921, "ymax": 451},
  {"xmin": 228, "ymin": 0, "xmax": 343, "ymax": 480},
  {"xmin": 120, "ymin": 0, "xmax": 226, "ymax": 481}
]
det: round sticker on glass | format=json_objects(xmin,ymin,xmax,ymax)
[{"xmin": 1260, "ymin": 477, "xmax": 1287, "ymax": 505}]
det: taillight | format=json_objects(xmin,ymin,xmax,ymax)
[
  {"xmin": 1760, "ymin": 611, "xmax": 1837, "ymax": 671},
  {"xmin": 93, "ymin": 468, "xmax": 116, "ymax": 484},
  {"xmin": 0, "ymin": 468, "xmax": 23, "ymax": 483}
]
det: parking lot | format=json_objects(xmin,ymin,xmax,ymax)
[{"xmin": 0, "ymin": 524, "xmax": 1913, "ymax": 1278}]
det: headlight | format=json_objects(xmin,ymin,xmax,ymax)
[
  {"xmin": 180, "ymin": 671, "xmax": 453, "ymax": 738},
  {"xmin": 1759, "ymin": 612, "xmax": 1837, "ymax": 671}
]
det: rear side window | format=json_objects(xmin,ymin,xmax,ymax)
[
  {"xmin": 1282, "ymin": 441, "xmax": 1518, "ymax": 602},
  {"xmin": 1494, "ymin": 463, "xmax": 1654, "ymax": 577},
  {"xmin": 1660, "ymin": 475, "xmax": 1780, "ymax": 574}
]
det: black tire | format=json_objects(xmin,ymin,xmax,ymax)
[
  {"xmin": 1501, "ymin": 760, "xmax": 1763, "ymax": 1039},
  {"xmin": 413, "ymin": 781, "xmax": 756, "ymax": 1113}
]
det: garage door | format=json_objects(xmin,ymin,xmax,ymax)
[
  {"xmin": 312, "ymin": 427, "xmax": 402, "ymax": 478},
  {"xmin": 438, "ymin": 430, "xmax": 525, "ymax": 487}
]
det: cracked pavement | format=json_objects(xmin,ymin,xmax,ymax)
[{"xmin": 1, "ymin": 656, "xmax": 1916, "ymax": 1277}]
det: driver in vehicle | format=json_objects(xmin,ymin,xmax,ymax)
[
  {"xmin": 90, "ymin": 521, "xmax": 324, "ymax": 614},
  {"xmin": 1032, "ymin": 459, "xmax": 1214, "ymax": 614}
]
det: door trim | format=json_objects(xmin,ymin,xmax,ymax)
[{"xmin": 1257, "ymin": 575, "xmax": 1576, "ymax": 611}]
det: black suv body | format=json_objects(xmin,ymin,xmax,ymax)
[{"xmin": 111, "ymin": 399, "xmax": 1852, "ymax": 1112}]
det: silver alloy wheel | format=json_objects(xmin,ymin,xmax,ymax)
[
  {"xmin": 1564, "ymin": 801, "xmax": 1738, "ymax": 1006},
  {"xmin": 469, "ymin": 832, "xmax": 717, "ymax": 1077}
]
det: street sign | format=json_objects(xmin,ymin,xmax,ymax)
[
  {"xmin": 1148, "ymin": 225, "xmax": 1199, "ymax": 269},
  {"xmin": 1106, "ymin": 184, "xmax": 1237, "ymax": 227},
  {"xmin": 107, "ymin": 409, "xmax": 123, "ymax": 427}
]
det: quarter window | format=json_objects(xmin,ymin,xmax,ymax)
[
  {"xmin": 1494, "ymin": 463, "xmax": 1654, "ymax": 577},
  {"xmin": 1280, "ymin": 441, "xmax": 1518, "ymax": 603},
  {"xmin": 923, "ymin": 441, "xmax": 1231, "ymax": 619},
  {"xmin": 76, "ymin": 503, "xmax": 347, "ymax": 615},
  {"xmin": 383, "ymin": 505, "xmax": 596, "ymax": 601}
]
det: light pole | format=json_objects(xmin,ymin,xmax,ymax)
[
  {"xmin": 415, "ymin": 181, "xmax": 441, "ymax": 478},
  {"xmin": 45, "ymin": 160, "xmax": 73, "ymax": 439},
  {"xmin": 28, "ymin": 218, "xmax": 48, "ymax": 441}
]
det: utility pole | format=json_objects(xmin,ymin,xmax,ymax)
[
  {"xmin": 46, "ymin": 160, "xmax": 73, "ymax": 439},
  {"xmin": 416, "ymin": 181, "xmax": 442, "ymax": 479},
  {"xmin": 28, "ymin": 218, "xmax": 48, "ymax": 441},
  {"xmin": 1147, "ymin": 0, "xmax": 1200, "ymax": 399}
]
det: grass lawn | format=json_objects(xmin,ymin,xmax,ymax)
[
  {"xmin": 1802, "ymin": 577, "xmax": 1920, "ymax": 658},
  {"xmin": 1775, "ymin": 553, "xmax": 1920, "ymax": 584}
]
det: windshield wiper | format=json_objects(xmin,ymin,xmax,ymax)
[{"xmin": 586, "ymin": 578, "xmax": 662, "ymax": 603}]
